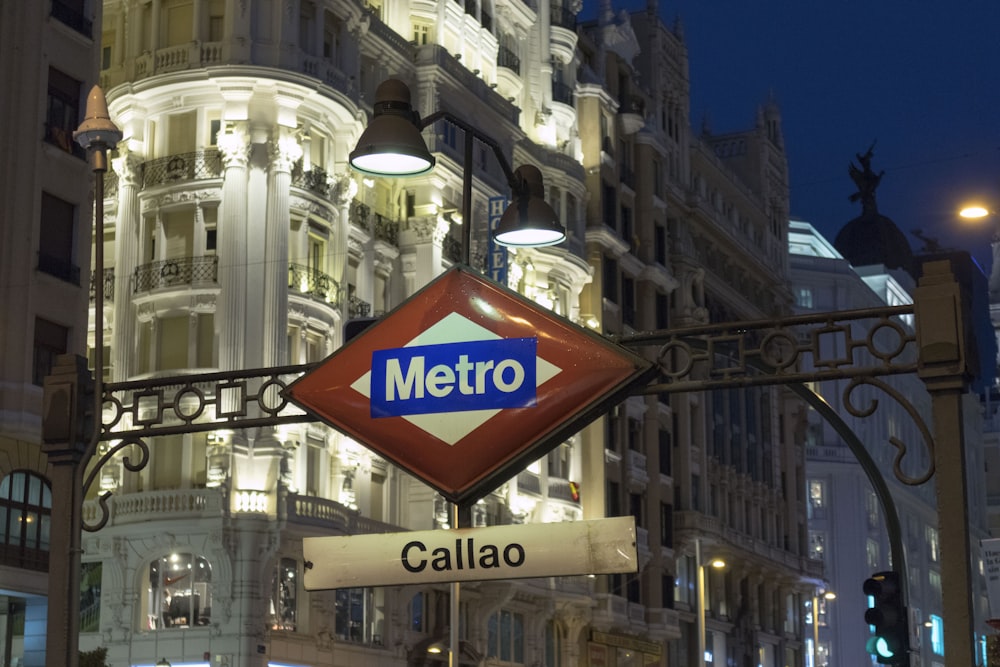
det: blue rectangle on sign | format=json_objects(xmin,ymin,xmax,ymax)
[{"xmin": 370, "ymin": 338, "xmax": 537, "ymax": 417}]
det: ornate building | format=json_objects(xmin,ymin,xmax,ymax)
[{"xmin": 1, "ymin": 0, "xmax": 818, "ymax": 665}]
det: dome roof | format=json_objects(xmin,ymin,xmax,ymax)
[{"xmin": 833, "ymin": 212, "xmax": 915, "ymax": 276}]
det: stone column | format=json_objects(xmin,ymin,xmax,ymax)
[
  {"xmin": 331, "ymin": 172, "xmax": 357, "ymax": 307},
  {"xmin": 261, "ymin": 130, "xmax": 301, "ymax": 367},
  {"xmin": 216, "ymin": 124, "xmax": 251, "ymax": 378},
  {"xmin": 110, "ymin": 148, "xmax": 142, "ymax": 381}
]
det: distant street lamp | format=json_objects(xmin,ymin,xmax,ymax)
[
  {"xmin": 810, "ymin": 588, "xmax": 836, "ymax": 667},
  {"xmin": 349, "ymin": 78, "xmax": 566, "ymax": 260},
  {"xmin": 695, "ymin": 539, "xmax": 726, "ymax": 667}
]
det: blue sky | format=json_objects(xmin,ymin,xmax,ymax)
[{"xmin": 580, "ymin": 0, "xmax": 1000, "ymax": 267}]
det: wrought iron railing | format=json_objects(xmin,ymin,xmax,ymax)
[
  {"xmin": 552, "ymin": 81, "xmax": 575, "ymax": 106},
  {"xmin": 348, "ymin": 296, "xmax": 371, "ymax": 319},
  {"xmin": 497, "ymin": 45, "xmax": 521, "ymax": 74},
  {"xmin": 291, "ymin": 166, "xmax": 331, "ymax": 197},
  {"xmin": 90, "ymin": 268, "xmax": 115, "ymax": 302},
  {"xmin": 50, "ymin": 0, "xmax": 93, "ymax": 37},
  {"xmin": 373, "ymin": 213, "xmax": 398, "ymax": 244},
  {"xmin": 142, "ymin": 150, "xmax": 222, "ymax": 188},
  {"xmin": 133, "ymin": 256, "xmax": 219, "ymax": 293},
  {"xmin": 38, "ymin": 253, "xmax": 81, "ymax": 285},
  {"xmin": 288, "ymin": 263, "xmax": 339, "ymax": 304}
]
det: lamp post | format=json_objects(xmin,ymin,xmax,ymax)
[
  {"xmin": 349, "ymin": 77, "xmax": 568, "ymax": 667},
  {"xmin": 810, "ymin": 588, "xmax": 835, "ymax": 667},
  {"xmin": 40, "ymin": 85, "xmax": 122, "ymax": 667},
  {"xmin": 695, "ymin": 539, "xmax": 725, "ymax": 667},
  {"xmin": 349, "ymin": 78, "xmax": 566, "ymax": 265}
]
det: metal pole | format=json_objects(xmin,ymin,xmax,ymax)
[
  {"xmin": 449, "ymin": 502, "xmax": 460, "ymax": 667},
  {"xmin": 696, "ymin": 539, "xmax": 705, "ymax": 667},
  {"xmin": 812, "ymin": 593, "xmax": 819, "ymax": 667},
  {"xmin": 461, "ymin": 126, "xmax": 474, "ymax": 266}
]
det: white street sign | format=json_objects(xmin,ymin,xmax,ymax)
[{"xmin": 303, "ymin": 516, "xmax": 637, "ymax": 590}]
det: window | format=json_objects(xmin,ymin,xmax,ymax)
[
  {"xmin": 270, "ymin": 558, "xmax": 297, "ymax": 630},
  {"xmin": 81, "ymin": 561, "xmax": 102, "ymax": 632},
  {"xmin": 51, "ymin": 0, "xmax": 93, "ymax": 37},
  {"xmin": 795, "ymin": 287, "xmax": 813, "ymax": 309},
  {"xmin": 32, "ymin": 318, "xmax": 68, "ymax": 386},
  {"xmin": 488, "ymin": 609, "xmax": 524, "ymax": 663},
  {"xmin": 807, "ymin": 479, "xmax": 826, "ymax": 519},
  {"xmin": 410, "ymin": 591, "xmax": 426, "ymax": 632},
  {"xmin": 46, "ymin": 68, "xmax": 83, "ymax": 157},
  {"xmin": 0, "ymin": 472, "xmax": 52, "ymax": 571},
  {"xmin": 143, "ymin": 552, "xmax": 213, "ymax": 629},
  {"xmin": 38, "ymin": 192, "xmax": 79, "ymax": 284},
  {"xmin": 335, "ymin": 587, "xmax": 384, "ymax": 644},
  {"xmin": 926, "ymin": 525, "xmax": 940, "ymax": 562},
  {"xmin": 602, "ymin": 256, "xmax": 618, "ymax": 304},
  {"xmin": 866, "ymin": 537, "xmax": 880, "ymax": 569},
  {"xmin": 808, "ymin": 530, "xmax": 826, "ymax": 562},
  {"xmin": 547, "ymin": 443, "xmax": 570, "ymax": 479},
  {"xmin": 412, "ymin": 21, "xmax": 432, "ymax": 44}
]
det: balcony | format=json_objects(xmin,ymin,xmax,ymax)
[
  {"xmin": 37, "ymin": 252, "xmax": 81, "ymax": 285},
  {"xmin": 134, "ymin": 42, "xmax": 225, "ymax": 79},
  {"xmin": 292, "ymin": 166, "xmax": 332, "ymax": 198},
  {"xmin": 285, "ymin": 493, "xmax": 399, "ymax": 535},
  {"xmin": 626, "ymin": 448, "xmax": 649, "ymax": 489},
  {"xmin": 497, "ymin": 44, "xmax": 521, "ymax": 75},
  {"xmin": 548, "ymin": 5, "xmax": 578, "ymax": 63},
  {"xmin": 348, "ymin": 296, "xmax": 372, "ymax": 319},
  {"xmin": 133, "ymin": 256, "xmax": 219, "ymax": 294},
  {"xmin": 288, "ymin": 263, "xmax": 339, "ymax": 304},
  {"xmin": 83, "ymin": 488, "xmax": 224, "ymax": 527},
  {"xmin": 645, "ymin": 607, "xmax": 682, "ymax": 641},
  {"xmin": 50, "ymin": 0, "xmax": 93, "ymax": 38},
  {"xmin": 89, "ymin": 267, "xmax": 115, "ymax": 302},
  {"xmin": 142, "ymin": 150, "xmax": 222, "ymax": 189}
]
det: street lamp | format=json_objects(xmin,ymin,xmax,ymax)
[
  {"xmin": 348, "ymin": 78, "xmax": 565, "ymax": 259},
  {"xmin": 696, "ymin": 539, "xmax": 726, "ymax": 667},
  {"xmin": 810, "ymin": 588, "xmax": 836, "ymax": 667},
  {"xmin": 40, "ymin": 85, "xmax": 122, "ymax": 667}
]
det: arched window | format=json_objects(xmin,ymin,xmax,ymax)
[
  {"xmin": 142, "ymin": 552, "xmax": 213, "ymax": 629},
  {"xmin": 0, "ymin": 471, "xmax": 52, "ymax": 571}
]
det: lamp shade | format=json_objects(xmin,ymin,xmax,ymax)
[
  {"xmin": 74, "ymin": 85, "xmax": 122, "ymax": 150},
  {"xmin": 493, "ymin": 165, "xmax": 566, "ymax": 247},
  {"xmin": 349, "ymin": 79, "xmax": 435, "ymax": 176}
]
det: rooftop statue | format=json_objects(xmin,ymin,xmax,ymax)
[{"xmin": 848, "ymin": 141, "xmax": 884, "ymax": 215}]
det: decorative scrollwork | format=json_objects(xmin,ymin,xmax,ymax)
[
  {"xmin": 82, "ymin": 436, "xmax": 151, "ymax": 532},
  {"xmin": 99, "ymin": 363, "xmax": 314, "ymax": 440},
  {"xmin": 842, "ymin": 377, "xmax": 935, "ymax": 486}
]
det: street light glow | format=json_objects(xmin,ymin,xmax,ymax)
[{"xmin": 959, "ymin": 205, "xmax": 991, "ymax": 219}]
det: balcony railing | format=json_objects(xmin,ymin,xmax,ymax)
[
  {"xmin": 288, "ymin": 263, "xmax": 339, "ymax": 304},
  {"xmin": 38, "ymin": 253, "xmax": 81, "ymax": 285},
  {"xmin": 142, "ymin": 150, "xmax": 222, "ymax": 188},
  {"xmin": 291, "ymin": 166, "xmax": 331, "ymax": 197},
  {"xmin": 133, "ymin": 256, "xmax": 219, "ymax": 293},
  {"xmin": 552, "ymin": 81, "xmax": 575, "ymax": 107},
  {"xmin": 90, "ymin": 267, "xmax": 115, "ymax": 302},
  {"xmin": 497, "ymin": 45, "xmax": 521, "ymax": 74},
  {"xmin": 348, "ymin": 296, "xmax": 371, "ymax": 319},
  {"xmin": 50, "ymin": 0, "xmax": 93, "ymax": 38}
]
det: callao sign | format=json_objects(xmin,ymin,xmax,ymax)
[
  {"xmin": 286, "ymin": 266, "xmax": 655, "ymax": 505},
  {"xmin": 304, "ymin": 517, "xmax": 638, "ymax": 588}
]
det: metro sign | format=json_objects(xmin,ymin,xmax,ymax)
[{"xmin": 286, "ymin": 266, "xmax": 655, "ymax": 504}]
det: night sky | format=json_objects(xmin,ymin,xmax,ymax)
[{"xmin": 580, "ymin": 0, "xmax": 1000, "ymax": 268}]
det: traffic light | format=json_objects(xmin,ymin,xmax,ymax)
[{"xmin": 864, "ymin": 571, "xmax": 908, "ymax": 664}]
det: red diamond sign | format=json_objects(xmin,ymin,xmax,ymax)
[{"xmin": 285, "ymin": 266, "xmax": 654, "ymax": 505}]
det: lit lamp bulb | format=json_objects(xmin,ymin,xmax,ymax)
[{"xmin": 960, "ymin": 205, "xmax": 991, "ymax": 219}]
